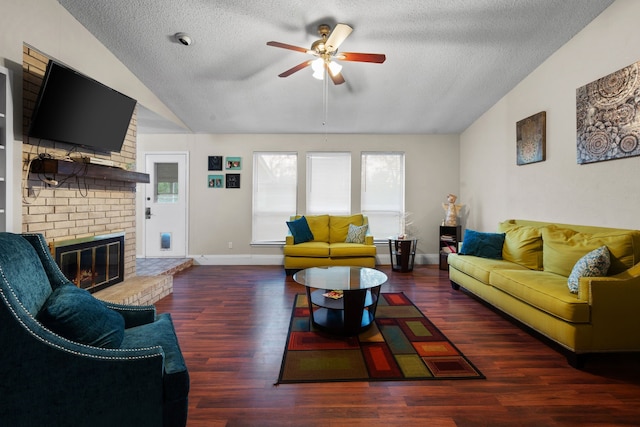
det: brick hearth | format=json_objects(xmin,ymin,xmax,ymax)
[{"xmin": 94, "ymin": 258, "xmax": 193, "ymax": 306}]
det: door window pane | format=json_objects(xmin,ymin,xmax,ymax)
[{"xmin": 155, "ymin": 163, "xmax": 179, "ymax": 203}]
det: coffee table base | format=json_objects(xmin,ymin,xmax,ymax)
[{"xmin": 305, "ymin": 287, "xmax": 381, "ymax": 336}]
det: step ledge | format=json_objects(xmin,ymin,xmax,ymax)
[{"xmin": 94, "ymin": 275, "xmax": 173, "ymax": 306}]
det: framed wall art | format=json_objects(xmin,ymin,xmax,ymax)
[
  {"xmin": 226, "ymin": 173, "xmax": 240, "ymax": 189},
  {"xmin": 516, "ymin": 111, "xmax": 546, "ymax": 165},
  {"xmin": 208, "ymin": 156, "xmax": 223, "ymax": 171},
  {"xmin": 208, "ymin": 175, "xmax": 223, "ymax": 188},
  {"xmin": 225, "ymin": 157, "xmax": 242, "ymax": 170},
  {"xmin": 576, "ymin": 60, "xmax": 640, "ymax": 164}
]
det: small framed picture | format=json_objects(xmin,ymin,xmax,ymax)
[
  {"xmin": 226, "ymin": 173, "xmax": 240, "ymax": 189},
  {"xmin": 208, "ymin": 156, "xmax": 223, "ymax": 171},
  {"xmin": 208, "ymin": 175, "xmax": 224, "ymax": 188},
  {"xmin": 225, "ymin": 157, "xmax": 242, "ymax": 170},
  {"xmin": 516, "ymin": 111, "xmax": 546, "ymax": 165}
]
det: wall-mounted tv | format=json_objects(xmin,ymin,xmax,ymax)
[{"xmin": 28, "ymin": 60, "xmax": 137, "ymax": 153}]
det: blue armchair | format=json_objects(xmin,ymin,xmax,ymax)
[{"xmin": 0, "ymin": 233, "xmax": 189, "ymax": 427}]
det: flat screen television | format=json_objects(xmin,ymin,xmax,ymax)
[{"xmin": 28, "ymin": 60, "xmax": 137, "ymax": 153}]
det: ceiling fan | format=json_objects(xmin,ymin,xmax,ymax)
[{"xmin": 267, "ymin": 23, "xmax": 386, "ymax": 85}]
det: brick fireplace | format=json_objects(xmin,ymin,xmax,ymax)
[
  {"xmin": 22, "ymin": 46, "xmax": 138, "ymax": 281},
  {"xmin": 50, "ymin": 232, "xmax": 125, "ymax": 293}
]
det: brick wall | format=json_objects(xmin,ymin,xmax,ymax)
[{"xmin": 22, "ymin": 46, "xmax": 138, "ymax": 279}]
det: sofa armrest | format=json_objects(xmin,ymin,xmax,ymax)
[
  {"xmin": 578, "ymin": 261, "xmax": 640, "ymax": 301},
  {"xmin": 365, "ymin": 234, "xmax": 374, "ymax": 245},
  {"xmin": 104, "ymin": 302, "xmax": 157, "ymax": 328},
  {"xmin": 285, "ymin": 234, "xmax": 294, "ymax": 245},
  {"xmin": 583, "ymin": 274, "xmax": 640, "ymax": 349}
]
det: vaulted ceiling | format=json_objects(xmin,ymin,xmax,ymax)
[{"xmin": 57, "ymin": 0, "xmax": 614, "ymax": 134}]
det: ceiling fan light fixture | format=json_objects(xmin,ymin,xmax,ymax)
[
  {"xmin": 312, "ymin": 69, "xmax": 324, "ymax": 80},
  {"xmin": 311, "ymin": 58, "xmax": 324, "ymax": 73},
  {"xmin": 328, "ymin": 61, "xmax": 342, "ymax": 75}
]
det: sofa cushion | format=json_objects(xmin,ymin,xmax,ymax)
[
  {"xmin": 38, "ymin": 284, "xmax": 125, "ymax": 348},
  {"xmin": 542, "ymin": 225, "xmax": 635, "ymax": 277},
  {"xmin": 304, "ymin": 215, "xmax": 330, "ymax": 242},
  {"xmin": 287, "ymin": 216, "xmax": 313, "ymax": 245},
  {"xmin": 345, "ymin": 223, "xmax": 368, "ymax": 244},
  {"xmin": 448, "ymin": 253, "xmax": 529, "ymax": 284},
  {"xmin": 329, "ymin": 214, "xmax": 364, "ymax": 243},
  {"xmin": 459, "ymin": 229, "xmax": 505, "ymax": 259},
  {"xmin": 330, "ymin": 242, "xmax": 377, "ymax": 257},
  {"xmin": 489, "ymin": 269, "xmax": 590, "ymax": 323},
  {"xmin": 283, "ymin": 241, "xmax": 330, "ymax": 257},
  {"xmin": 567, "ymin": 245, "xmax": 610, "ymax": 294},
  {"xmin": 498, "ymin": 222, "xmax": 543, "ymax": 270},
  {"xmin": 286, "ymin": 216, "xmax": 314, "ymax": 244}
]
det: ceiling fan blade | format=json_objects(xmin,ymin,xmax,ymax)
[
  {"xmin": 325, "ymin": 23, "xmax": 353, "ymax": 52},
  {"xmin": 337, "ymin": 52, "xmax": 386, "ymax": 63},
  {"xmin": 328, "ymin": 66, "xmax": 345, "ymax": 85},
  {"xmin": 267, "ymin": 41, "xmax": 310, "ymax": 54},
  {"xmin": 278, "ymin": 60, "xmax": 313, "ymax": 78}
]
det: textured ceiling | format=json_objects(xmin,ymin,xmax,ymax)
[{"xmin": 57, "ymin": 0, "xmax": 613, "ymax": 135}]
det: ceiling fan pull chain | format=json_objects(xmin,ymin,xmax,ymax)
[{"xmin": 323, "ymin": 68, "xmax": 328, "ymax": 128}]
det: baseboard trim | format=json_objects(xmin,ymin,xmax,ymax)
[{"xmin": 190, "ymin": 253, "xmax": 440, "ymax": 266}]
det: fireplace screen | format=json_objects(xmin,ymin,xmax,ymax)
[{"xmin": 52, "ymin": 233, "xmax": 125, "ymax": 293}]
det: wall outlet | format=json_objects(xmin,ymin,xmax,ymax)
[{"xmin": 228, "ymin": 241, "xmax": 233, "ymax": 249}]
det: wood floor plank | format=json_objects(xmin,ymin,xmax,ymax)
[{"xmin": 155, "ymin": 265, "xmax": 640, "ymax": 426}]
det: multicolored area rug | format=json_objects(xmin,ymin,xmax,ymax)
[{"xmin": 276, "ymin": 292, "xmax": 484, "ymax": 384}]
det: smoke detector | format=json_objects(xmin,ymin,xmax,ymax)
[{"xmin": 174, "ymin": 32, "xmax": 193, "ymax": 46}]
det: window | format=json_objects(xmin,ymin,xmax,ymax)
[
  {"xmin": 307, "ymin": 152, "xmax": 351, "ymax": 215},
  {"xmin": 252, "ymin": 152, "xmax": 297, "ymax": 243},
  {"xmin": 155, "ymin": 163, "xmax": 179, "ymax": 203},
  {"xmin": 361, "ymin": 152, "xmax": 405, "ymax": 238}
]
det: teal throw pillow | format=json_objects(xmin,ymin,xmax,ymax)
[
  {"xmin": 345, "ymin": 223, "xmax": 368, "ymax": 244},
  {"xmin": 38, "ymin": 284, "xmax": 125, "ymax": 348},
  {"xmin": 567, "ymin": 245, "xmax": 610, "ymax": 294},
  {"xmin": 459, "ymin": 229, "xmax": 505, "ymax": 259},
  {"xmin": 286, "ymin": 216, "xmax": 314, "ymax": 244}
]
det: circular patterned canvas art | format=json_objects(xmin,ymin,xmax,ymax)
[{"xmin": 576, "ymin": 61, "xmax": 640, "ymax": 164}]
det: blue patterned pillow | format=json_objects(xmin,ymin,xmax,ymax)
[
  {"xmin": 459, "ymin": 229, "xmax": 505, "ymax": 259},
  {"xmin": 345, "ymin": 223, "xmax": 368, "ymax": 244},
  {"xmin": 567, "ymin": 245, "xmax": 610, "ymax": 293},
  {"xmin": 286, "ymin": 216, "xmax": 314, "ymax": 244}
]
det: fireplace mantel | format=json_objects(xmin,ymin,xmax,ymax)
[{"xmin": 30, "ymin": 158, "xmax": 150, "ymax": 183}]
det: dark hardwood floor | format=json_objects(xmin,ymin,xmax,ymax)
[{"xmin": 155, "ymin": 265, "xmax": 640, "ymax": 427}]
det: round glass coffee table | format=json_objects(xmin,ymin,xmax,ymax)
[{"xmin": 293, "ymin": 266, "xmax": 388, "ymax": 336}]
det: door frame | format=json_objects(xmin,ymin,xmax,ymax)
[{"xmin": 139, "ymin": 151, "xmax": 189, "ymax": 258}]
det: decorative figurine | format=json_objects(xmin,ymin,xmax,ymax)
[{"xmin": 442, "ymin": 194, "xmax": 463, "ymax": 226}]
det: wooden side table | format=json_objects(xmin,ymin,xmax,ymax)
[{"xmin": 388, "ymin": 237, "xmax": 418, "ymax": 272}]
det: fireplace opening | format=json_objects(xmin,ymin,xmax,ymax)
[{"xmin": 50, "ymin": 232, "xmax": 125, "ymax": 293}]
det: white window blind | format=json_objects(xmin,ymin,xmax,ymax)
[
  {"xmin": 306, "ymin": 152, "xmax": 351, "ymax": 215},
  {"xmin": 252, "ymin": 152, "xmax": 297, "ymax": 243},
  {"xmin": 361, "ymin": 152, "xmax": 405, "ymax": 238}
]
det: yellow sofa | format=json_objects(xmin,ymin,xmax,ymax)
[
  {"xmin": 448, "ymin": 219, "xmax": 640, "ymax": 367},
  {"xmin": 284, "ymin": 214, "xmax": 376, "ymax": 274}
]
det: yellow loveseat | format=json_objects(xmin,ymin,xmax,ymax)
[
  {"xmin": 448, "ymin": 219, "xmax": 640, "ymax": 367},
  {"xmin": 284, "ymin": 214, "xmax": 376, "ymax": 274}
]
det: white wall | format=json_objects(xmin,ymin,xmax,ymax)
[
  {"xmin": 460, "ymin": 0, "xmax": 640, "ymax": 232},
  {"xmin": 138, "ymin": 133, "xmax": 459, "ymax": 264}
]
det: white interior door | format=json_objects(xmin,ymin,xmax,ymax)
[{"xmin": 144, "ymin": 153, "xmax": 188, "ymax": 257}]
